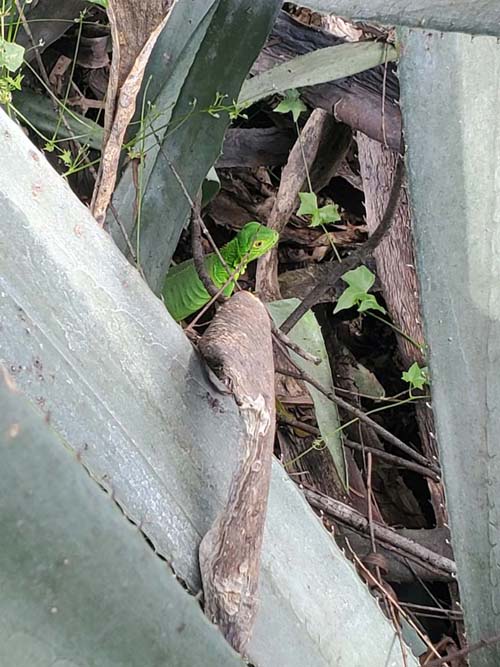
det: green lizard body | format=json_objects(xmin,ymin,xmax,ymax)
[{"xmin": 163, "ymin": 222, "xmax": 279, "ymax": 321}]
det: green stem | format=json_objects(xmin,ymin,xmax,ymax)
[
  {"xmin": 295, "ymin": 119, "xmax": 342, "ymax": 263},
  {"xmin": 134, "ymin": 76, "xmax": 152, "ymax": 270},
  {"xmin": 321, "ymin": 222, "xmax": 342, "ymax": 263},
  {"xmin": 366, "ymin": 310, "xmax": 425, "ymax": 354},
  {"xmin": 284, "ymin": 394, "xmax": 427, "ymax": 468}
]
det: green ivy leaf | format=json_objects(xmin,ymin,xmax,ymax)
[
  {"xmin": 298, "ymin": 192, "xmax": 341, "ymax": 228},
  {"xmin": 357, "ymin": 294, "xmax": 386, "ymax": 314},
  {"xmin": 334, "ymin": 265, "xmax": 386, "ymax": 315},
  {"xmin": 342, "ymin": 265, "xmax": 375, "ymax": 292},
  {"xmin": 402, "ymin": 362, "xmax": 428, "ymax": 391},
  {"xmin": 333, "ymin": 287, "xmax": 360, "ymax": 313},
  {"xmin": 274, "ymin": 88, "xmax": 306, "ymax": 123},
  {"xmin": 317, "ymin": 203, "xmax": 341, "ymax": 225},
  {"xmin": 0, "ymin": 37, "xmax": 25, "ymax": 72},
  {"xmin": 309, "ymin": 203, "xmax": 341, "ymax": 227},
  {"xmin": 297, "ymin": 191, "xmax": 318, "ymax": 217}
]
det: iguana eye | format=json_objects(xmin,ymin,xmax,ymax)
[{"xmin": 253, "ymin": 240, "xmax": 264, "ymax": 248}]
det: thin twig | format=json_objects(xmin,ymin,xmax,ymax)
[
  {"xmin": 345, "ymin": 440, "xmax": 440, "ymax": 481},
  {"xmin": 276, "ymin": 364, "xmax": 439, "ymax": 473},
  {"xmin": 108, "ymin": 201, "xmax": 146, "ymax": 280},
  {"xmin": 153, "ymin": 132, "xmax": 233, "ymax": 275},
  {"xmin": 280, "ymin": 156, "xmax": 405, "ymax": 334},
  {"xmin": 278, "ymin": 414, "xmax": 438, "ymax": 480},
  {"xmin": 381, "ymin": 44, "xmax": 389, "ymax": 148},
  {"xmin": 399, "ymin": 602, "xmax": 462, "ymax": 621},
  {"xmin": 15, "ymin": 0, "xmax": 50, "ymax": 87},
  {"xmin": 271, "ymin": 323, "xmax": 321, "ymax": 364},
  {"xmin": 345, "ymin": 541, "xmax": 445, "ymax": 663},
  {"xmin": 304, "ymin": 488, "xmax": 456, "ymax": 577},
  {"xmin": 191, "ymin": 198, "xmax": 223, "ymax": 301},
  {"xmin": 366, "ymin": 452, "xmax": 379, "ymax": 575},
  {"xmin": 424, "ymin": 632, "xmax": 500, "ymax": 667}
]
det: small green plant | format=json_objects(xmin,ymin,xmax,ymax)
[
  {"xmin": 274, "ymin": 88, "xmax": 306, "ymax": 122},
  {"xmin": 333, "ymin": 265, "xmax": 424, "ymax": 350},
  {"xmin": 402, "ymin": 362, "xmax": 428, "ymax": 394},
  {"xmin": 0, "ymin": 1, "xmax": 25, "ymax": 105},
  {"xmin": 86, "ymin": 0, "xmax": 108, "ymax": 7},
  {"xmin": 297, "ymin": 191, "xmax": 341, "ymax": 227},
  {"xmin": 274, "ymin": 88, "xmax": 342, "ymax": 258},
  {"xmin": 334, "ymin": 265, "xmax": 386, "ymax": 314},
  {"xmin": 205, "ymin": 92, "xmax": 249, "ymax": 120},
  {"xmin": 0, "ymin": 68, "xmax": 21, "ymax": 104}
]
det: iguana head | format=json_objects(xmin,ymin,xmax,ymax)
[{"xmin": 237, "ymin": 222, "xmax": 279, "ymax": 262}]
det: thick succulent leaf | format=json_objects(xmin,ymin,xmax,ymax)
[
  {"xmin": 267, "ymin": 298, "xmax": 346, "ymax": 486},
  {"xmin": 0, "ymin": 109, "xmax": 415, "ymax": 666},
  {"xmin": 108, "ymin": 0, "xmax": 281, "ymax": 293},
  {"xmin": 11, "ymin": 88, "xmax": 104, "ymax": 150},
  {"xmin": 239, "ymin": 41, "xmax": 397, "ymax": 106},
  {"xmin": 0, "ymin": 373, "xmax": 244, "ymax": 667},
  {"xmin": 297, "ymin": 1, "xmax": 500, "ymax": 37},
  {"xmin": 398, "ymin": 28, "xmax": 500, "ymax": 667}
]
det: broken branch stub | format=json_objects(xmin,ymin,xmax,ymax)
[{"xmin": 198, "ymin": 291, "xmax": 276, "ymax": 654}]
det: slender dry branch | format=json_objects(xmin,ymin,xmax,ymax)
[
  {"xmin": 303, "ymin": 488, "xmax": 456, "ymax": 578},
  {"xmin": 276, "ymin": 364, "xmax": 438, "ymax": 473},
  {"xmin": 198, "ymin": 292, "xmax": 276, "ymax": 654},
  {"xmin": 191, "ymin": 202, "xmax": 224, "ymax": 302},
  {"xmin": 424, "ymin": 632, "xmax": 500, "ymax": 666}
]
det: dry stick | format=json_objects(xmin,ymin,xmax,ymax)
[
  {"xmin": 92, "ymin": 12, "xmax": 172, "ymax": 225},
  {"xmin": 400, "ymin": 602, "xmax": 462, "ymax": 621},
  {"xmin": 198, "ymin": 292, "xmax": 275, "ymax": 654},
  {"xmin": 305, "ymin": 488, "xmax": 456, "ymax": 577},
  {"xmin": 191, "ymin": 201, "xmax": 224, "ymax": 301},
  {"xmin": 387, "ymin": 600, "xmax": 409, "ymax": 667},
  {"xmin": 15, "ymin": 0, "xmax": 49, "ymax": 86},
  {"xmin": 271, "ymin": 324, "xmax": 321, "ymax": 365},
  {"xmin": 255, "ymin": 109, "xmax": 340, "ymax": 300},
  {"xmin": 280, "ymin": 155, "xmax": 405, "ymax": 334},
  {"xmin": 345, "ymin": 542, "xmax": 445, "ymax": 663},
  {"xmin": 276, "ymin": 364, "xmax": 439, "ymax": 473},
  {"xmin": 424, "ymin": 632, "xmax": 500, "ymax": 667},
  {"xmin": 108, "ymin": 201, "xmax": 147, "ymax": 279},
  {"xmin": 345, "ymin": 440, "xmax": 440, "ymax": 482},
  {"xmin": 366, "ymin": 452, "xmax": 381, "ymax": 579},
  {"xmin": 279, "ymin": 413, "xmax": 439, "ymax": 480}
]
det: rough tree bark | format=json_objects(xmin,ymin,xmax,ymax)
[
  {"xmin": 255, "ymin": 110, "xmax": 349, "ymax": 301},
  {"xmin": 356, "ymin": 133, "xmax": 445, "ymax": 526},
  {"xmin": 252, "ymin": 11, "xmax": 401, "ymax": 151}
]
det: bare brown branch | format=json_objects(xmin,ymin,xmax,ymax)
[{"xmin": 198, "ymin": 292, "xmax": 275, "ymax": 654}]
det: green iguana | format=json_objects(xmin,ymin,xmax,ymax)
[{"xmin": 163, "ymin": 222, "xmax": 279, "ymax": 321}]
